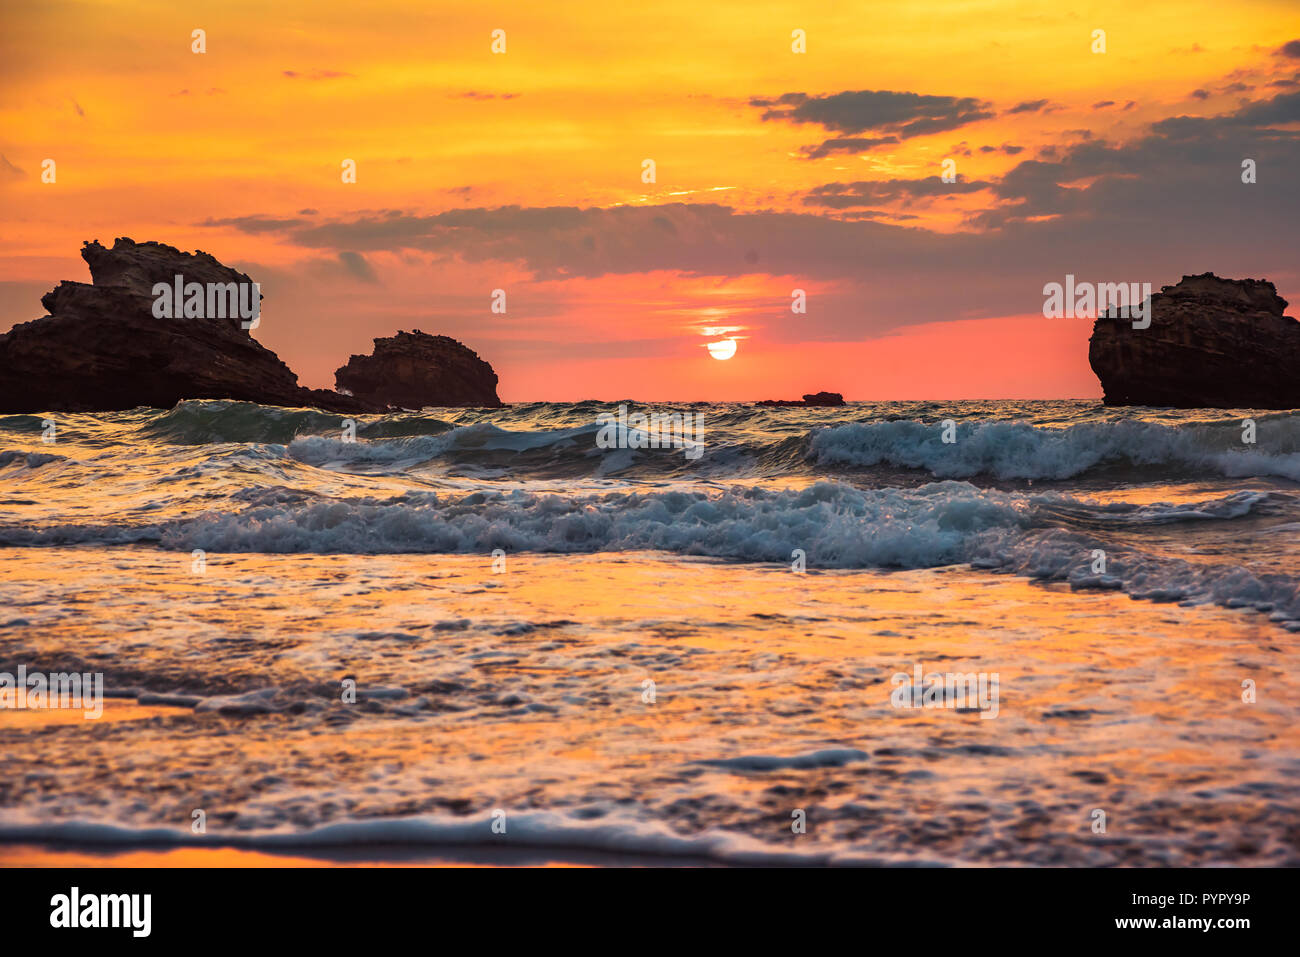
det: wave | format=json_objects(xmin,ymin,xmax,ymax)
[
  {"xmin": 288, "ymin": 422, "xmax": 597, "ymax": 468},
  {"xmin": 0, "ymin": 449, "xmax": 65, "ymax": 468},
  {"xmin": 809, "ymin": 418, "xmax": 1300, "ymax": 482},
  {"xmin": 2, "ymin": 481, "xmax": 1295, "ymax": 624},
  {"xmin": 227, "ymin": 411, "xmax": 1300, "ymax": 484},
  {"xmin": 0, "ymin": 809, "xmax": 918, "ymax": 866},
  {"xmin": 6, "ymin": 400, "xmax": 1299, "ymax": 484},
  {"xmin": 138, "ymin": 399, "xmax": 459, "ymax": 446}
]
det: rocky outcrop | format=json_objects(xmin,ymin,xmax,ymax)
[
  {"xmin": 756, "ymin": 391, "xmax": 846, "ymax": 407},
  {"xmin": 1089, "ymin": 273, "xmax": 1300, "ymax": 408},
  {"xmin": 334, "ymin": 330, "xmax": 502, "ymax": 408},
  {"xmin": 0, "ymin": 238, "xmax": 377, "ymax": 414}
]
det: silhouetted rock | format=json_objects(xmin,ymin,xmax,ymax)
[
  {"xmin": 756, "ymin": 391, "xmax": 846, "ymax": 407},
  {"xmin": 0, "ymin": 238, "xmax": 377, "ymax": 414},
  {"xmin": 1089, "ymin": 273, "xmax": 1300, "ymax": 408},
  {"xmin": 334, "ymin": 330, "xmax": 503, "ymax": 408}
]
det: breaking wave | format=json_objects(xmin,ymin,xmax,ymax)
[
  {"xmin": 808, "ymin": 418, "xmax": 1300, "ymax": 482},
  {"xmin": 1, "ymin": 481, "xmax": 1295, "ymax": 624}
]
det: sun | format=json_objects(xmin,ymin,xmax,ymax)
[{"xmin": 706, "ymin": 338, "xmax": 737, "ymax": 360}]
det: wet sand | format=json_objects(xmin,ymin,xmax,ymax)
[{"xmin": 2, "ymin": 546, "xmax": 1297, "ymax": 866}]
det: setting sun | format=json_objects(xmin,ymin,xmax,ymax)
[{"xmin": 706, "ymin": 337, "xmax": 737, "ymax": 360}]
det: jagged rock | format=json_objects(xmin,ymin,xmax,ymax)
[
  {"xmin": 756, "ymin": 391, "xmax": 846, "ymax": 407},
  {"xmin": 1089, "ymin": 273, "xmax": 1300, "ymax": 408},
  {"xmin": 0, "ymin": 238, "xmax": 377, "ymax": 414},
  {"xmin": 334, "ymin": 330, "xmax": 503, "ymax": 408}
]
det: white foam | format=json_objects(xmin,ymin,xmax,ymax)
[
  {"xmin": 809, "ymin": 419, "xmax": 1300, "ymax": 481},
  {"xmin": 1, "ymin": 481, "xmax": 1294, "ymax": 623},
  {"xmin": 0, "ymin": 809, "xmax": 916, "ymax": 866}
]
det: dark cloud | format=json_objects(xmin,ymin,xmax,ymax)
[
  {"xmin": 1006, "ymin": 99, "xmax": 1050, "ymax": 114},
  {"xmin": 1151, "ymin": 89, "xmax": 1300, "ymax": 133},
  {"xmin": 1191, "ymin": 89, "xmax": 1210, "ymax": 100},
  {"xmin": 836, "ymin": 210, "xmax": 920, "ymax": 222},
  {"xmin": 1277, "ymin": 40, "xmax": 1300, "ymax": 59},
  {"xmin": 1092, "ymin": 100, "xmax": 1116, "ymax": 110},
  {"xmin": 337, "ymin": 251, "xmax": 378, "ymax": 283},
  {"xmin": 804, "ymin": 176, "xmax": 993, "ymax": 209},
  {"xmin": 974, "ymin": 90, "xmax": 1300, "ymax": 231},
  {"xmin": 800, "ymin": 136, "xmax": 899, "ymax": 158},
  {"xmin": 753, "ymin": 89, "xmax": 994, "ymax": 156}
]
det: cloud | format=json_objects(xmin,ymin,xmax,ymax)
[
  {"xmin": 972, "ymin": 90, "xmax": 1300, "ymax": 231},
  {"xmin": 0, "ymin": 154, "xmax": 24, "ymax": 180},
  {"xmin": 282, "ymin": 70, "xmax": 355, "ymax": 80},
  {"xmin": 1277, "ymin": 40, "xmax": 1300, "ymax": 59},
  {"xmin": 201, "ymin": 215, "xmax": 313, "ymax": 233},
  {"xmin": 1006, "ymin": 99, "xmax": 1050, "ymax": 114},
  {"xmin": 337, "ymin": 251, "xmax": 379, "ymax": 283},
  {"xmin": 799, "ymin": 136, "xmax": 899, "ymax": 158},
  {"xmin": 752, "ymin": 89, "xmax": 994, "ymax": 156},
  {"xmin": 194, "ymin": 90, "xmax": 1299, "ymax": 342},
  {"xmin": 803, "ymin": 176, "xmax": 993, "ymax": 209}
]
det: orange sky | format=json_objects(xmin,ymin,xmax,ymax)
[{"xmin": 2, "ymin": 1, "xmax": 1298, "ymax": 399}]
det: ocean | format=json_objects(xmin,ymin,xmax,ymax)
[{"xmin": 1, "ymin": 399, "xmax": 1298, "ymax": 865}]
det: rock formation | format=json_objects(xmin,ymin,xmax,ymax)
[
  {"xmin": 1089, "ymin": 273, "xmax": 1300, "ymax": 409},
  {"xmin": 756, "ymin": 391, "xmax": 846, "ymax": 407},
  {"xmin": 334, "ymin": 330, "xmax": 503, "ymax": 408},
  {"xmin": 0, "ymin": 238, "xmax": 377, "ymax": 414}
]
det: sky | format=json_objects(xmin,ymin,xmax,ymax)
[{"xmin": 1, "ymin": 0, "xmax": 1298, "ymax": 401}]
